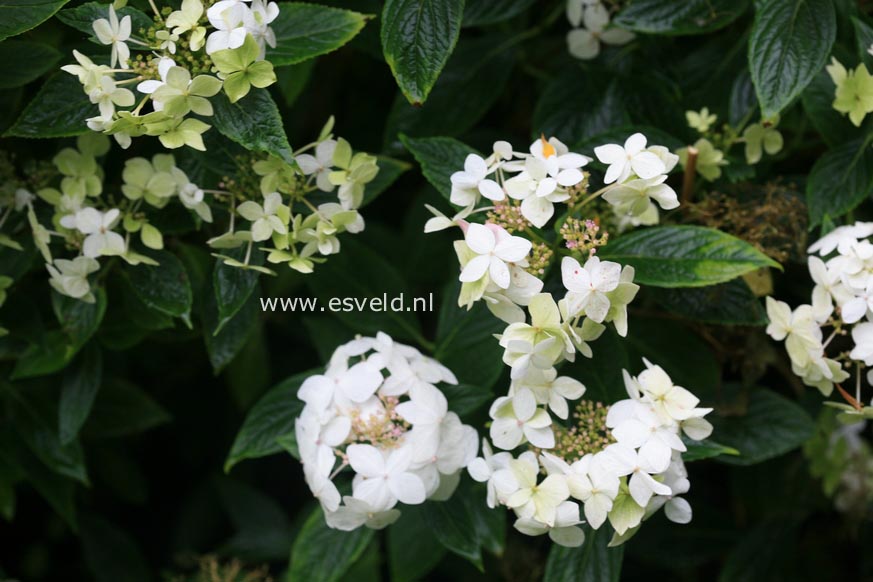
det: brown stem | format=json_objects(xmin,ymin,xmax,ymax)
[{"xmin": 681, "ymin": 146, "xmax": 699, "ymax": 205}]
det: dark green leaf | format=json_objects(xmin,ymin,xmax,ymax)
[
  {"xmin": 306, "ymin": 238, "xmax": 424, "ymax": 343},
  {"xmin": 424, "ymin": 497, "xmax": 483, "ymax": 569},
  {"xmin": 83, "ymin": 378, "xmax": 170, "ymax": 438},
  {"xmin": 217, "ymin": 478, "xmax": 294, "ymax": 562},
  {"xmin": 80, "ymin": 515, "xmax": 151, "ymax": 582},
  {"xmin": 562, "ymin": 329, "xmax": 629, "ymax": 404},
  {"xmin": 9, "ymin": 385, "xmax": 89, "ymax": 484},
  {"xmin": 361, "ymin": 155, "xmax": 411, "ymax": 207},
  {"xmin": 225, "ymin": 370, "xmax": 314, "ymax": 471},
  {"xmin": 4, "ymin": 72, "xmax": 95, "ymax": 138},
  {"xmin": 441, "ymin": 383, "xmax": 494, "ymax": 418},
  {"xmin": 852, "ymin": 16, "xmax": 873, "ymax": 69},
  {"xmin": 652, "ymin": 279, "xmax": 768, "ymax": 326},
  {"xmin": 599, "ymin": 226, "xmax": 780, "ymax": 288},
  {"xmin": 213, "ymin": 247, "xmax": 262, "ymax": 334},
  {"xmin": 288, "ymin": 508, "xmax": 374, "ymax": 582},
  {"xmin": 268, "ymin": 2, "xmax": 369, "ymax": 66},
  {"xmin": 615, "ymin": 0, "xmax": 750, "ymax": 35},
  {"xmin": 682, "ymin": 437, "xmax": 740, "ymax": 462},
  {"xmin": 462, "ymin": 0, "xmax": 535, "ymax": 26},
  {"xmin": 212, "ymin": 90, "xmax": 295, "ymax": 164},
  {"xmin": 806, "ymin": 137, "xmax": 873, "ymax": 227},
  {"xmin": 0, "ymin": 0, "xmax": 72, "ymax": 41},
  {"xmin": 381, "ymin": 0, "xmax": 465, "ymax": 105},
  {"xmin": 123, "ymin": 251, "xmax": 193, "ymax": 325},
  {"xmin": 0, "ymin": 40, "xmax": 61, "ymax": 89},
  {"xmin": 748, "ymin": 0, "xmax": 836, "ymax": 118},
  {"xmin": 56, "ymin": 2, "xmax": 152, "ymax": 40},
  {"xmin": 276, "ymin": 60, "xmax": 315, "ymax": 107},
  {"xmin": 400, "ymin": 134, "xmax": 478, "ymax": 201},
  {"xmin": 205, "ymin": 288, "xmax": 260, "ymax": 374},
  {"xmin": 388, "ymin": 505, "xmax": 447, "ymax": 582},
  {"xmin": 59, "ymin": 345, "xmax": 103, "ymax": 445},
  {"xmin": 534, "ymin": 73, "xmax": 629, "ymax": 148},
  {"xmin": 385, "ymin": 35, "xmax": 515, "ymax": 141},
  {"xmin": 435, "ymin": 280, "xmax": 504, "ymax": 390},
  {"xmin": 544, "ymin": 524, "xmax": 624, "ymax": 582},
  {"xmin": 711, "ymin": 388, "xmax": 815, "ymax": 465}
]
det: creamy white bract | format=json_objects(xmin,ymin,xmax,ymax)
[
  {"xmin": 767, "ymin": 222, "xmax": 873, "ymax": 421},
  {"xmin": 295, "ymin": 333, "xmax": 478, "ymax": 531}
]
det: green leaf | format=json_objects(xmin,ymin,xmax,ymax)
[
  {"xmin": 599, "ymin": 226, "xmax": 780, "ymax": 288},
  {"xmin": 400, "ymin": 134, "xmax": 478, "ymax": 201},
  {"xmin": 361, "ymin": 155, "xmax": 411, "ymax": 207},
  {"xmin": 424, "ymin": 497, "xmax": 483, "ymax": 570},
  {"xmin": 462, "ymin": 0, "xmax": 534, "ymax": 26},
  {"xmin": 435, "ymin": 280, "xmax": 504, "ymax": 390},
  {"xmin": 80, "ymin": 515, "xmax": 151, "ymax": 582},
  {"xmin": 83, "ymin": 378, "xmax": 170, "ymax": 438},
  {"xmin": 0, "ymin": 40, "xmax": 61, "ymax": 89},
  {"xmin": 385, "ymin": 35, "xmax": 515, "ymax": 142},
  {"xmin": 12, "ymin": 289, "xmax": 107, "ymax": 379},
  {"xmin": 710, "ymin": 388, "xmax": 815, "ymax": 466},
  {"xmin": 748, "ymin": 0, "xmax": 836, "ymax": 118},
  {"xmin": 276, "ymin": 60, "xmax": 315, "ymax": 107},
  {"xmin": 216, "ymin": 478, "xmax": 294, "ymax": 562},
  {"xmin": 268, "ymin": 2, "xmax": 368, "ymax": 66},
  {"xmin": 615, "ymin": 0, "xmax": 750, "ymax": 35},
  {"xmin": 388, "ymin": 505, "xmax": 447, "ymax": 582},
  {"xmin": 306, "ymin": 238, "xmax": 424, "ymax": 343},
  {"xmin": 4, "ymin": 72, "xmax": 96, "ymax": 138},
  {"xmin": 205, "ymin": 287, "xmax": 260, "ymax": 374},
  {"xmin": 212, "ymin": 90, "xmax": 294, "ymax": 164},
  {"xmin": 58, "ymin": 345, "xmax": 103, "ymax": 445},
  {"xmin": 213, "ymin": 247, "xmax": 262, "ymax": 334},
  {"xmin": 533, "ymin": 73, "xmax": 629, "ymax": 149},
  {"xmin": 0, "ymin": 0, "xmax": 72, "ymax": 41},
  {"xmin": 652, "ymin": 279, "xmax": 768, "ymax": 326},
  {"xmin": 806, "ymin": 137, "xmax": 873, "ymax": 227},
  {"xmin": 682, "ymin": 437, "xmax": 740, "ymax": 462},
  {"xmin": 225, "ymin": 370, "xmax": 314, "ymax": 471},
  {"xmin": 852, "ymin": 16, "xmax": 873, "ymax": 69},
  {"xmin": 381, "ymin": 0, "xmax": 465, "ymax": 105},
  {"xmin": 9, "ymin": 385, "xmax": 89, "ymax": 484},
  {"xmin": 123, "ymin": 251, "xmax": 193, "ymax": 326},
  {"xmin": 56, "ymin": 2, "xmax": 152, "ymax": 40},
  {"xmin": 288, "ymin": 508, "xmax": 374, "ymax": 582},
  {"xmin": 544, "ymin": 524, "xmax": 624, "ymax": 582},
  {"xmin": 562, "ymin": 329, "xmax": 629, "ymax": 404},
  {"xmin": 441, "ymin": 383, "xmax": 493, "ymax": 418},
  {"xmin": 625, "ymin": 318, "xmax": 719, "ymax": 397}
]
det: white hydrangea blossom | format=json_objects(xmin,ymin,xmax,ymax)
[
  {"xmin": 295, "ymin": 333, "xmax": 478, "ymax": 531},
  {"xmin": 470, "ymin": 360, "xmax": 711, "ymax": 547},
  {"xmin": 565, "ymin": 0, "xmax": 635, "ymax": 61},
  {"xmin": 767, "ymin": 222, "xmax": 873, "ymax": 417}
]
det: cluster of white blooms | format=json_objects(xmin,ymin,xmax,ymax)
[
  {"xmin": 469, "ymin": 360, "xmax": 711, "ymax": 546},
  {"xmin": 425, "ymin": 134, "xmax": 677, "ymax": 325},
  {"xmin": 566, "ymin": 0, "xmax": 634, "ymax": 61},
  {"xmin": 767, "ymin": 222, "xmax": 873, "ymax": 418},
  {"xmin": 295, "ymin": 333, "xmax": 478, "ymax": 530},
  {"xmin": 62, "ymin": 0, "xmax": 279, "ymax": 150},
  {"xmin": 8, "ymin": 134, "xmax": 207, "ymax": 302}
]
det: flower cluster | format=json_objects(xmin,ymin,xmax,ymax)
[
  {"xmin": 469, "ymin": 360, "xmax": 711, "ymax": 546},
  {"xmin": 566, "ymin": 0, "xmax": 634, "ymax": 61},
  {"xmin": 62, "ymin": 0, "xmax": 279, "ymax": 150},
  {"xmin": 5, "ymin": 133, "xmax": 206, "ymax": 302},
  {"xmin": 767, "ymin": 222, "xmax": 873, "ymax": 419},
  {"xmin": 425, "ymin": 134, "xmax": 676, "ymax": 325},
  {"xmin": 295, "ymin": 333, "xmax": 478, "ymax": 531}
]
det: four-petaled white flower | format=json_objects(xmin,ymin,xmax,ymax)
[
  {"xmin": 496, "ymin": 455, "xmax": 569, "ymax": 526},
  {"xmin": 296, "ymin": 139, "xmax": 338, "ymax": 192},
  {"xmin": 489, "ymin": 388, "xmax": 554, "ymax": 450},
  {"xmin": 567, "ymin": 2, "xmax": 634, "ymax": 61},
  {"xmin": 237, "ymin": 192, "xmax": 287, "ymax": 241},
  {"xmin": 459, "ymin": 223, "xmax": 532, "ymax": 290},
  {"xmin": 60, "ymin": 208, "xmax": 126, "ymax": 258},
  {"xmin": 450, "ymin": 154, "xmax": 505, "ymax": 207},
  {"xmin": 46, "ymin": 257, "xmax": 100, "ymax": 301},
  {"xmin": 93, "ymin": 5, "xmax": 132, "ymax": 68},
  {"xmin": 348, "ymin": 444, "xmax": 427, "ymax": 508},
  {"xmin": 595, "ymin": 133, "xmax": 667, "ymax": 184},
  {"xmin": 561, "ymin": 255, "xmax": 622, "ymax": 322}
]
